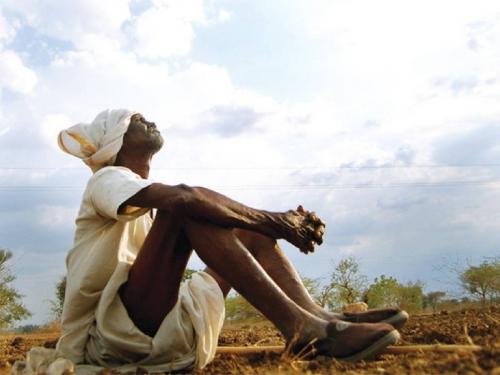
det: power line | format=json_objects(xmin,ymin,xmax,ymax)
[
  {"xmin": 2, "ymin": 164, "xmax": 500, "ymax": 171},
  {"xmin": 0, "ymin": 180, "xmax": 498, "ymax": 192}
]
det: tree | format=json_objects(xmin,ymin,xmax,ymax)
[
  {"xmin": 365, "ymin": 275, "xmax": 424, "ymax": 313},
  {"xmin": 301, "ymin": 257, "xmax": 368, "ymax": 311},
  {"xmin": 49, "ymin": 276, "xmax": 67, "ymax": 319},
  {"xmin": 365, "ymin": 275, "xmax": 400, "ymax": 309},
  {"xmin": 301, "ymin": 275, "xmax": 336, "ymax": 310},
  {"xmin": 330, "ymin": 257, "xmax": 368, "ymax": 307},
  {"xmin": 301, "ymin": 276, "xmax": 320, "ymax": 298},
  {"xmin": 225, "ymin": 293, "xmax": 263, "ymax": 321},
  {"xmin": 301, "ymin": 275, "xmax": 335, "ymax": 308},
  {"xmin": 311, "ymin": 257, "xmax": 368, "ymax": 311},
  {"xmin": 0, "ymin": 249, "xmax": 31, "ymax": 329},
  {"xmin": 424, "ymin": 291, "xmax": 446, "ymax": 312},
  {"xmin": 460, "ymin": 258, "xmax": 500, "ymax": 304},
  {"xmin": 15, "ymin": 324, "xmax": 40, "ymax": 333},
  {"xmin": 398, "ymin": 281, "xmax": 424, "ymax": 313},
  {"xmin": 315, "ymin": 283, "xmax": 336, "ymax": 309}
]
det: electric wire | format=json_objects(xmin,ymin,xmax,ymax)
[
  {"xmin": 0, "ymin": 179, "xmax": 498, "ymax": 192},
  {"xmin": 1, "ymin": 163, "xmax": 500, "ymax": 171}
]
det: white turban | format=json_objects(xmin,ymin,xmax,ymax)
[{"xmin": 58, "ymin": 109, "xmax": 137, "ymax": 173}]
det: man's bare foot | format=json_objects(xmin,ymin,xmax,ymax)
[
  {"xmin": 277, "ymin": 205, "xmax": 326, "ymax": 253},
  {"xmin": 289, "ymin": 320, "xmax": 400, "ymax": 361}
]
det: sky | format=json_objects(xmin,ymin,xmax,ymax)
[{"xmin": 1, "ymin": 0, "xmax": 500, "ymax": 325}]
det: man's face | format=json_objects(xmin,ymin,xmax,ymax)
[{"xmin": 122, "ymin": 113, "xmax": 164, "ymax": 154}]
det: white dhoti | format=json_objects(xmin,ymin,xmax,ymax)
[
  {"xmin": 13, "ymin": 269, "xmax": 225, "ymax": 375},
  {"xmin": 85, "ymin": 265, "xmax": 225, "ymax": 373}
]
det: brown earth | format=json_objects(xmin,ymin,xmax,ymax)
[{"xmin": 1, "ymin": 307, "xmax": 499, "ymax": 374}]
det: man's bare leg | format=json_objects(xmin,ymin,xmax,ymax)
[
  {"xmin": 183, "ymin": 219, "xmax": 328, "ymax": 343},
  {"xmin": 193, "ymin": 231, "xmax": 406, "ymax": 331},
  {"xmin": 184, "ymin": 219, "xmax": 398, "ymax": 358},
  {"xmin": 234, "ymin": 229, "xmax": 332, "ymax": 320},
  {"xmin": 232, "ymin": 230, "xmax": 408, "ymax": 328},
  {"xmin": 120, "ymin": 210, "xmax": 195, "ymax": 335},
  {"xmin": 121, "ymin": 210, "xmax": 397, "ymax": 358},
  {"xmin": 176, "ymin": 187, "xmax": 329, "ymax": 319},
  {"xmin": 201, "ymin": 230, "xmax": 328, "ymax": 319},
  {"xmin": 121, "ymin": 210, "xmax": 325, "ymax": 341}
]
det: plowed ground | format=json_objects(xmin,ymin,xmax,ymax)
[{"xmin": 1, "ymin": 307, "xmax": 499, "ymax": 374}]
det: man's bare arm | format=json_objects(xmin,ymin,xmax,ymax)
[{"xmin": 121, "ymin": 183, "xmax": 325, "ymax": 253}]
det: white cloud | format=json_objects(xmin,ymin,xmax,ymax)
[
  {"xmin": 3, "ymin": 0, "xmax": 131, "ymax": 48},
  {"xmin": 217, "ymin": 9, "xmax": 231, "ymax": 23},
  {"xmin": 300, "ymin": 0, "xmax": 499, "ymax": 39},
  {"xmin": 153, "ymin": 0, "xmax": 207, "ymax": 23},
  {"xmin": 131, "ymin": 6, "xmax": 196, "ymax": 58},
  {"xmin": 0, "ymin": 12, "xmax": 18, "ymax": 45},
  {"xmin": 75, "ymin": 34, "xmax": 124, "ymax": 62},
  {"xmin": 37, "ymin": 204, "xmax": 77, "ymax": 228},
  {"xmin": 294, "ymin": 1, "xmax": 500, "ymax": 143},
  {"xmin": 40, "ymin": 114, "xmax": 72, "ymax": 150},
  {"xmin": 0, "ymin": 50, "xmax": 37, "ymax": 94},
  {"xmin": 37, "ymin": 50, "xmax": 234, "ymax": 127},
  {"xmin": 129, "ymin": 0, "xmax": 208, "ymax": 59},
  {"xmin": 128, "ymin": 0, "xmax": 231, "ymax": 59}
]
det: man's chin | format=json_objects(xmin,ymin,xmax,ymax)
[{"xmin": 150, "ymin": 138, "xmax": 164, "ymax": 154}]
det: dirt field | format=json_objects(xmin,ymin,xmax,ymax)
[{"xmin": 1, "ymin": 306, "xmax": 499, "ymax": 374}]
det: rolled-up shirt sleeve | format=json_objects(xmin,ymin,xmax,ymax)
[{"xmin": 89, "ymin": 166, "xmax": 154, "ymax": 221}]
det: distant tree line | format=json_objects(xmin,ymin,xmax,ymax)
[
  {"xmin": 300, "ymin": 257, "xmax": 427, "ymax": 314},
  {"xmin": 222, "ymin": 255, "xmax": 500, "ymax": 321},
  {"xmin": 46, "ymin": 255, "xmax": 500, "ymax": 323},
  {"xmin": 1, "ymin": 246, "xmax": 499, "ymax": 329}
]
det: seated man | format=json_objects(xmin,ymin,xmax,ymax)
[{"xmin": 52, "ymin": 109, "xmax": 407, "ymax": 373}]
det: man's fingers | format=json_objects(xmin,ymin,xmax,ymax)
[
  {"xmin": 290, "ymin": 207, "xmax": 326, "ymax": 252},
  {"xmin": 305, "ymin": 212, "xmax": 326, "ymax": 246},
  {"xmin": 308, "ymin": 212, "xmax": 319, "ymax": 222},
  {"xmin": 300, "ymin": 239, "xmax": 315, "ymax": 254},
  {"xmin": 307, "ymin": 240, "xmax": 315, "ymax": 253},
  {"xmin": 314, "ymin": 229, "xmax": 323, "ymax": 245},
  {"xmin": 305, "ymin": 211, "xmax": 325, "ymax": 228}
]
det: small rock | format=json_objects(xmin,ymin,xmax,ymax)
[{"xmin": 342, "ymin": 302, "xmax": 368, "ymax": 313}]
